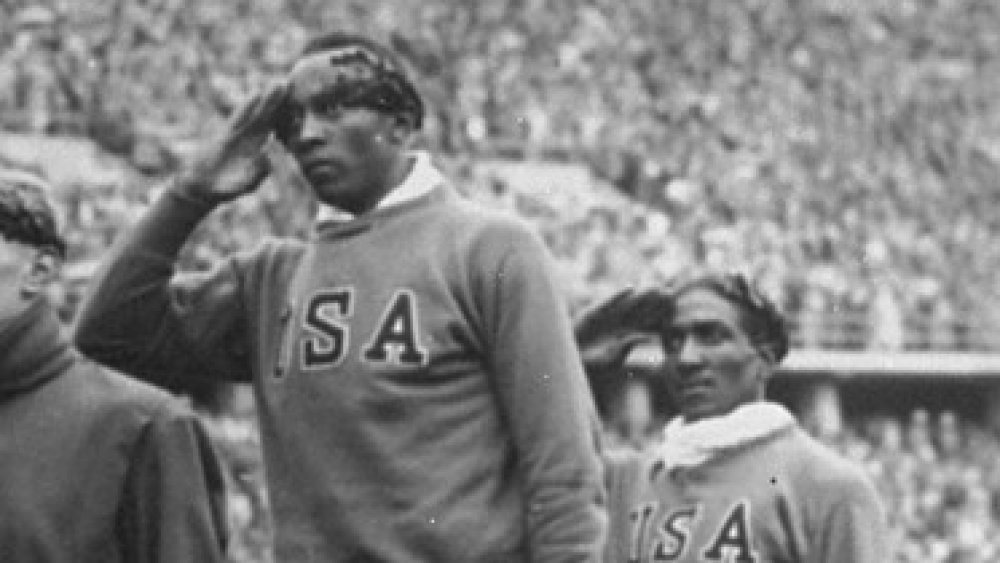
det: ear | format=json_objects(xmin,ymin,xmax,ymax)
[
  {"xmin": 755, "ymin": 341, "xmax": 778, "ymax": 364},
  {"xmin": 20, "ymin": 251, "xmax": 59, "ymax": 300},
  {"xmin": 388, "ymin": 114, "xmax": 415, "ymax": 144},
  {"xmin": 755, "ymin": 359, "xmax": 775, "ymax": 388}
]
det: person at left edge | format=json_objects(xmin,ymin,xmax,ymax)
[
  {"xmin": 72, "ymin": 31, "xmax": 607, "ymax": 562},
  {"xmin": 0, "ymin": 169, "xmax": 228, "ymax": 563}
]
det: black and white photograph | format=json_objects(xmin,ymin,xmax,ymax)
[{"xmin": 1, "ymin": 1, "xmax": 997, "ymax": 561}]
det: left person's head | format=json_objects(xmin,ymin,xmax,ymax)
[
  {"xmin": 0, "ymin": 169, "xmax": 65, "ymax": 324},
  {"xmin": 658, "ymin": 271, "xmax": 788, "ymax": 423},
  {"xmin": 275, "ymin": 31, "xmax": 424, "ymax": 214}
]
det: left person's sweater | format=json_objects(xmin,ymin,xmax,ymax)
[{"xmin": 0, "ymin": 298, "xmax": 227, "ymax": 563}]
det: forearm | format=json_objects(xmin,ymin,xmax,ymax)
[
  {"xmin": 125, "ymin": 181, "xmax": 217, "ymax": 258},
  {"xmin": 72, "ymin": 181, "xmax": 216, "ymax": 375}
]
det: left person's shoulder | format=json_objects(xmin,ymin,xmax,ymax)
[{"xmin": 72, "ymin": 356, "xmax": 201, "ymax": 428}]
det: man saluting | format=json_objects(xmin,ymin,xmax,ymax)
[{"xmin": 74, "ymin": 31, "xmax": 607, "ymax": 562}]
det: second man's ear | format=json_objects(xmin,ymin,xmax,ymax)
[{"xmin": 391, "ymin": 114, "xmax": 416, "ymax": 142}]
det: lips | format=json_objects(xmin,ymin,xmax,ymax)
[
  {"xmin": 677, "ymin": 380, "xmax": 714, "ymax": 395},
  {"xmin": 300, "ymin": 158, "xmax": 343, "ymax": 179}
]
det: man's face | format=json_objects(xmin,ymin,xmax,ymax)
[
  {"xmin": 279, "ymin": 50, "xmax": 407, "ymax": 214},
  {"xmin": 659, "ymin": 288, "xmax": 768, "ymax": 422}
]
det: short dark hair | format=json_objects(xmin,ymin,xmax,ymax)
[
  {"xmin": 667, "ymin": 271, "xmax": 789, "ymax": 363},
  {"xmin": 294, "ymin": 31, "xmax": 424, "ymax": 129},
  {"xmin": 0, "ymin": 169, "xmax": 66, "ymax": 258}
]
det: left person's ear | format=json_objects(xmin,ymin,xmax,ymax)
[{"xmin": 20, "ymin": 251, "xmax": 59, "ymax": 300}]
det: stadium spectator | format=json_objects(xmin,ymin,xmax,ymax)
[
  {"xmin": 72, "ymin": 31, "xmax": 606, "ymax": 562},
  {"xmin": 4, "ymin": 0, "xmax": 999, "ymax": 352},
  {"xmin": 837, "ymin": 411, "xmax": 1000, "ymax": 562},
  {"xmin": 0, "ymin": 169, "xmax": 227, "ymax": 563},
  {"xmin": 576, "ymin": 271, "xmax": 887, "ymax": 562}
]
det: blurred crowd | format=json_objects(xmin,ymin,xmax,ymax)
[
  {"xmin": 832, "ymin": 410, "xmax": 1000, "ymax": 563},
  {"xmin": 2, "ymin": 0, "xmax": 999, "ymax": 350},
  {"xmin": 3, "ymin": 0, "xmax": 1000, "ymax": 561},
  {"xmin": 599, "ymin": 398, "xmax": 1000, "ymax": 563}
]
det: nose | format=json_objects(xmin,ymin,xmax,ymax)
[
  {"xmin": 676, "ymin": 337, "xmax": 704, "ymax": 369},
  {"xmin": 287, "ymin": 111, "xmax": 329, "ymax": 154},
  {"xmin": 299, "ymin": 111, "xmax": 326, "ymax": 143}
]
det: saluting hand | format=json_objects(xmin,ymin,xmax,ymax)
[
  {"xmin": 573, "ymin": 287, "xmax": 672, "ymax": 372},
  {"xmin": 176, "ymin": 81, "xmax": 288, "ymax": 204}
]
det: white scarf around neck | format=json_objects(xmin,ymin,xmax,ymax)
[{"xmin": 654, "ymin": 401, "xmax": 796, "ymax": 474}]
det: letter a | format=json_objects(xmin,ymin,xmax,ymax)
[
  {"xmin": 703, "ymin": 502, "xmax": 756, "ymax": 563},
  {"xmin": 363, "ymin": 290, "xmax": 427, "ymax": 365}
]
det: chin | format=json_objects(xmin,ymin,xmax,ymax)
[
  {"xmin": 317, "ymin": 195, "xmax": 368, "ymax": 215},
  {"xmin": 681, "ymin": 405, "xmax": 721, "ymax": 423},
  {"xmin": 311, "ymin": 186, "xmax": 353, "ymax": 209}
]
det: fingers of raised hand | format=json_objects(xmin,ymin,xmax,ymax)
[
  {"xmin": 228, "ymin": 93, "xmax": 263, "ymax": 136},
  {"xmin": 257, "ymin": 80, "xmax": 289, "ymax": 132},
  {"xmin": 229, "ymin": 81, "xmax": 288, "ymax": 139},
  {"xmin": 624, "ymin": 288, "xmax": 673, "ymax": 331},
  {"xmin": 587, "ymin": 287, "xmax": 670, "ymax": 332},
  {"xmin": 578, "ymin": 288, "xmax": 635, "ymax": 326}
]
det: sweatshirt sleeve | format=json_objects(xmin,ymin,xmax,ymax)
[
  {"xmin": 118, "ymin": 406, "xmax": 229, "ymax": 563},
  {"xmin": 814, "ymin": 461, "xmax": 889, "ymax": 563},
  {"xmin": 73, "ymin": 186, "xmax": 253, "ymax": 384},
  {"xmin": 480, "ymin": 222, "xmax": 608, "ymax": 562}
]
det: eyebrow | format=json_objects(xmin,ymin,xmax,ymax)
[
  {"xmin": 666, "ymin": 320, "xmax": 735, "ymax": 334},
  {"xmin": 289, "ymin": 82, "xmax": 355, "ymax": 109}
]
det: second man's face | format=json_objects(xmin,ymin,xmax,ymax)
[
  {"xmin": 279, "ymin": 51, "xmax": 404, "ymax": 214},
  {"xmin": 659, "ymin": 288, "xmax": 769, "ymax": 423}
]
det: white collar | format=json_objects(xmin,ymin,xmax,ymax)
[
  {"xmin": 315, "ymin": 151, "xmax": 443, "ymax": 222},
  {"xmin": 654, "ymin": 402, "xmax": 796, "ymax": 474}
]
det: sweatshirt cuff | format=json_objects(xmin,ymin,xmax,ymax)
[{"xmin": 125, "ymin": 180, "xmax": 217, "ymax": 258}]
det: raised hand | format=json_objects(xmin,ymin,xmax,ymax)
[
  {"xmin": 574, "ymin": 287, "xmax": 672, "ymax": 372},
  {"xmin": 176, "ymin": 81, "xmax": 288, "ymax": 204}
]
